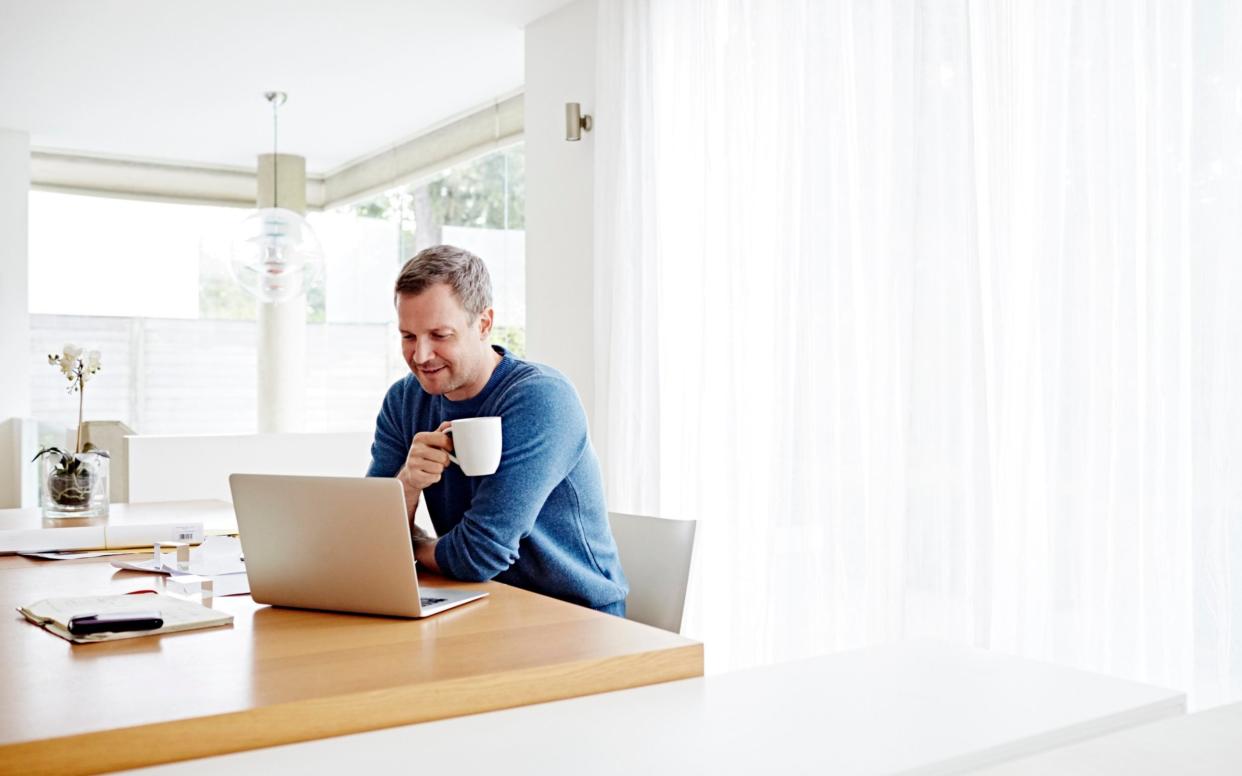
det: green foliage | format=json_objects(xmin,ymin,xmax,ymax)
[
  {"xmin": 198, "ymin": 145, "xmax": 522, "ymax": 325},
  {"xmin": 305, "ymin": 283, "xmax": 326, "ymax": 323},
  {"xmin": 199, "ymin": 275, "xmax": 256, "ymax": 320},
  {"xmin": 428, "ymin": 146, "xmax": 525, "ymax": 230},
  {"xmin": 198, "ymin": 275, "xmax": 326, "ymax": 322},
  {"xmin": 32, "ymin": 445, "xmax": 109, "ymax": 476},
  {"xmin": 351, "ymin": 144, "xmax": 525, "ymax": 232},
  {"xmin": 352, "ymin": 200, "xmax": 389, "ymax": 219},
  {"xmin": 492, "ymin": 326, "xmax": 526, "ymax": 358}
]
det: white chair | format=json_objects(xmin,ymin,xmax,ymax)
[{"xmin": 608, "ymin": 512, "xmax": 697, "ymax": 633}]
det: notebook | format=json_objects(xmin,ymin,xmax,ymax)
[{"xmin": 19, "ymin": 593, "xmax": 233, "ymax": 644}]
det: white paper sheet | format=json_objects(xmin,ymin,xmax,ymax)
[{"xmin": 111, "ymin": 535, "xmax": 246, "ymax": 576}]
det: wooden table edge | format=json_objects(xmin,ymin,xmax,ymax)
[{"xmin": 0, "ymin": 641, "xmax": 704, "ymax": 775}]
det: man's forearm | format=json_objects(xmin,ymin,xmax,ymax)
[
  {"xmin": 402, "ymin": 482, "xmax": 421, "ymax": 521},
  {"xmin": 409, "ymin": 517, "xmax": 434, "ymax": 543},
  {"xmin": 405, "ymin": 486, "xmax": 440, "ymax": 573},
  {"xmin": 413, "ymin": 536, "xmax": 440, "ymax": 573}
]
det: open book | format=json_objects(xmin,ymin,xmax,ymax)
[{"xmin": 19, "ymin": 593, "xmax": 233, "ymax": 644}]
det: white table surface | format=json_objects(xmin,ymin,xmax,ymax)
[
  {"xmin": 128, "ymin": 640, "xmax": 1183, "ymax": 775},
  {"xmin": 969, "ymin": 700, "xmax": 1242, "ymax": 775}
]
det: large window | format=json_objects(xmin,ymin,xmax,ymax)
[
  {"xmin": 336, "ymin": 143, "xmax": 526, "ymax": 353},
  {"xmin": 28, "ymin": 144, "xmax": 525, "ymax": 435}
]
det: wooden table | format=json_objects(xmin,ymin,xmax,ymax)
[
  {"xmin": 128, "ymin": 641, "xmax": 1186, "ymax": 775},
  {"xmin": 0, "ymin": 552, "xmax": 702, "ymax": 774}
]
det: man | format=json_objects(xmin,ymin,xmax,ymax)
[{"xmin": 366, "ymin": 244, "xmax": 629, "ymax": 615}]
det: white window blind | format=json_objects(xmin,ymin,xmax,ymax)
[{"xmin": 31, "ymin": 315, "xmax": 404, "ymax": 435}]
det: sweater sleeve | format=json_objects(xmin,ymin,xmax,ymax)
[
  {"xmin": 365, "ymin": 380, "xmax": 410, "ymax": 478},
  {"xmin": 434, "ymin": 375, "xmax": 587, "ymax": 581}
]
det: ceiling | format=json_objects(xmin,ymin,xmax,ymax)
[{"xmin": 0, "ymin": 0, "xmax": 572, "ymax": 174}]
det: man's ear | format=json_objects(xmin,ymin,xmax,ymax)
[{"xmin": 477, "ymin": 308, "xmax": 495, "ymax": 339}]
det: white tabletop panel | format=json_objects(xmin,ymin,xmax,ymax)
[
  {"xmin": 130, "ymin": 641, "xmax": 1185, "ymax": 776},
  {"xmin": 969, "ymin": 701, "xmax": 1242, "ymax": 775}
]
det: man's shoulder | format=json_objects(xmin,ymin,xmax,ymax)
[
  {"xmin": 489, "ymin": 357, "xmax": 589, "ymax": 449},
  {"xmin": 503, "ymin": 354, "xmax": 569, "ymax": 381},
  {"xmin": 490, "ymin": 356, "xmax": 584, "ymax": 422},
  {"xmin": 497, "ymin": 357, "xmax": 579, "ymax": 400}
]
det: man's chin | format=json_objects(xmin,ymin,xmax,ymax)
[{"xmin": 413, "ymin": 370, "xmax": 454, "ymax": 395}]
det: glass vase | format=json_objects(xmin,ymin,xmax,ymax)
[{"xmin": 41, "ymin": 451, "xmax": 110, "ymax": 519}]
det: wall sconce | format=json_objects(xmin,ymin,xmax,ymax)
[{"xmin": 566, "ymin": 102, "xmax": 593, "ymax": 141}]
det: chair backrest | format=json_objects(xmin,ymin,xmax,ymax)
[{"xmin": 608, "ymin": 512, "xmax": 697, "ymax": 633}]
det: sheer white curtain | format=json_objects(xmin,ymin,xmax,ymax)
[{"xmin": 594, "ymin": 0, "xmax": 1242, "ymax": 707}]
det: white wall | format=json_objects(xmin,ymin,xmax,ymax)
[
  {"xmin": 525, "ymin": 0, "xmax": 598, "ymax": 428},
  {"xmin": 0, "ymin": 128, "xmax": 31, "ymax": 507},
  {"xmin": 0, "ymin": 419, "xmax": 28, "ymax": 507},
  {"xmin": 0, "ymin": 128, "xmax": 30, "ymax": 419}
]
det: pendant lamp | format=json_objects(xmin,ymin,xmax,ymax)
[{"xmin": 227, "ymin": 91, "xmax": 323, "ymax": 303}]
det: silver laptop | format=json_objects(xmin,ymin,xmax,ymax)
[{"xmin": 228, "ymin": 473, "xmax": 487, "ymax": 618}]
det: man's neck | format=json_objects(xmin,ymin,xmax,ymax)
[{"xmin": 445, "ymin": 346, "xmax": 503, "ymax": 402}]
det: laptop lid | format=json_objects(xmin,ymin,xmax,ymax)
[{"xmin": 229, "ymin": 474, "xmax": 425, "ymax": 617}]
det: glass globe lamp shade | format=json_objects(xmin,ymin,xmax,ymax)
[{"xmin": 227, "ymin": 207, "xmax": 324, "ymax": 303}]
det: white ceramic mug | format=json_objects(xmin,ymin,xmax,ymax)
[{"xmin": 444, "ymin": 417, "xmax": 503, "ymax": 476}]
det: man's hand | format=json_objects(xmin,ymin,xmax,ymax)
[{"xmin": 396, "ymin": 421, "xmax": 454, "ymax": 515}]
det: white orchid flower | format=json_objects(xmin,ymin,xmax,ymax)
[
  {"xmin": 44, "ymin": 344, "xmax": 103, "ymax": 452},
  {"xmin": 81, "ymin": 351, "xmax": 101, "ymax": 382}
]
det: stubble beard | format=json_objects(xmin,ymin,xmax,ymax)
[{"xmin": 413, "ymin": 360, "xmax": 473, "ymax": 397}]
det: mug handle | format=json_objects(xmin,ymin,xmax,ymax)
[{"xmin": 443, "ymin": 426, "xmax": 458, "ymax": 466}]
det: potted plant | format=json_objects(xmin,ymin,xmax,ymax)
[{"xmin": 32, "ymin": 345, "xmax": 110, "ymax": 518}]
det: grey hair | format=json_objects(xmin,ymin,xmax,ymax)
[{"xmin": 394, "ymin": 244, "xmax": 493, "ymax": 316}]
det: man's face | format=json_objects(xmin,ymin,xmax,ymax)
[{"xmin": 397, "ymin": 284, "xmax": 495, "ymax": 401}]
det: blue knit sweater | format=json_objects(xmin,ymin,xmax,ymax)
[{"xmin": 366, "ymin": 346, "xmax": 628, "ymax": 613}]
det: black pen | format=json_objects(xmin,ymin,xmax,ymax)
[{"xmin": 67, "ymin": 611, "xmax": 164, "ymax": 636}]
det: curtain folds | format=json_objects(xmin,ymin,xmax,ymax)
[{"xmin": 594, "ymin": 0, "xmax": 1242, "ymax": 708}]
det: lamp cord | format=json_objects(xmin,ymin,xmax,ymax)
[{"xmin": 272, "ymin": 97, "xmax": 279, "ymax": 208}]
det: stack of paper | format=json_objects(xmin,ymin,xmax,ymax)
[{"xmin": 2, "ymin": 521, "xmax": 204, "ymax": 554}]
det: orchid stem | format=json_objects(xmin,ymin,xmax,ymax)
[{"xmin": 75, "ymin": 366, "xmax": 84, "ymax": 455}]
